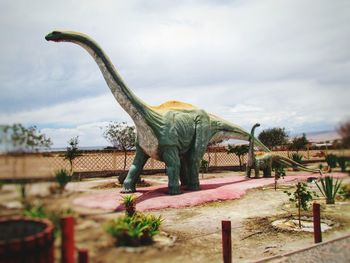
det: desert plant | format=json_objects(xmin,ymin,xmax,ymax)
[
  {"xmin": 54, "ymin": 169, "xmax": 71, "ymax": 193},
  {"xmin": 64, "ymin": 136, "xmax": 81, "ymax": 173},
  {"xmin": 105, "ymin": 213, "xmax": 162, "ymax": 247},
  {"xmin": 200, "ymin": 159, "xmax": 209, "ymax": 174},
  {"xmin": 285, "ymin": 182, "xmax": 315, "ymax": 211},
  {"xmin": 18, "ymin": 183, "xmax": 27, "ymax": 205},
  {"xmin": 291, "ymin": 153, "xmax": 303, "ymax": 171},
  {"xmin": 337, "ymin": 156, "xmax": 347, "ymax": 172},
  {"xmin": 122, "ymin": 195, "xmax": 136, "ymax": 217},
  {"xmin": 315, "ymin": 176, "xmax": 342, "ymax": 204},
  {"xmin": 0, "ymin": 181, "xmax": 3, "ymax": 190},
  {"xmin": 325, "ymin": 154, "xmax": 338, "ymax": 171}
]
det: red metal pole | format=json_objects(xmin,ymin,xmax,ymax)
[
  {"xmin": 60, "ymin": 216, "xmax": 75, "ymax": 263},
  {"xmin": 313, "ymin": 203, "xmax": 322, "ymax": 243},
  {"xmin": 222, "ymin": 220, "xmax": 232, "ymax": 263},
  {"xmin": 78, "ymin": 248, "xmax": 89, "ymax": 263}
]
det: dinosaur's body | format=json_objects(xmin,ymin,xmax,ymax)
[
  {"xmin": 246, "ymin": 123, "xmax": 321, "ymax": 178},
  {"xmin": 46, "ymin": 31, "xmax": 270, "ymax": 194}
]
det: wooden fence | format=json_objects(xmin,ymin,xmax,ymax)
[{"xmin": 0, "ymin": 148, "xmax": 349, "ymax": 181}]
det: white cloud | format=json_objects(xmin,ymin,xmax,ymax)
[
  {"xmin": 42, "ymin": 122, "xmax": 110, "ymax": 148},
  {"xmin": 0, "ymin": 0, "xmax": 349, "ymax": 146}
]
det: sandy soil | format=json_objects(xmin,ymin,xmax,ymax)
[{"xmin": 0, "ymin": 171, "xmax": 349, "ymax": 263}]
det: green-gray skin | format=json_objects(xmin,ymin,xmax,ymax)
[
  {"xmin": 46, "ymin": 31, "xmax": 270, "ymax": 194},
  {"xmin": 246, "ymin": 123, "xmax": 321, "ymax": 178}
]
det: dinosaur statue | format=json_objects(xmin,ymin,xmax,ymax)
[
  {"xmin": 45, "ymin": 31, "xmax": 270, "ymax": 194},
  {"xmin": 246, "ymin": 123, "xmax": 321, "ymax": 178}
]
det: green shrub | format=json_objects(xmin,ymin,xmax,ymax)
[
  {"xmin": 200, "ymin": 159, "xmax": 209, "ymax": 173},
  {"xmin": 54, "ymin": 169, "xmax": 71, "ymax": 193},
  {"xmin": 284, "ymin": 182, "xmax": 315, "ymax": 211},
  {"xmin": 291, "ymin": 153, "xmax": 303, "ymax": 171},
  {"xmin": 337, "ymin": 156, "xmax": 347, "ymax": 172},
  {"xmin": 291, "ymin": 153, "xmax": 303, "ymax": 163},
  {"xmin": 105, "ymin": 213, "xmax": 163, "ymax": 247},
  {"xmin": 315, "ymin": 176, "xmax": 342, "ymax": 204},
  {"xmin": 23, "ymin": 203, "xmax": 47, "ymax": 218},
  {"xmin": 325, "ymin": 154, "xmax": 338, "ymax": 171}
]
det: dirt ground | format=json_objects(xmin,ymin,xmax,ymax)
[{"xmin": 1, "ymin": 171, "xmax": 350, "ymax": 263}]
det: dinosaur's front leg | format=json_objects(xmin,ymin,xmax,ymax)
[
  {"xmin": 162, "ymin": 147, "xmax": 181, "ymax": 195},
  {"xmin": 121, "ymin": 145, "xmax": 149, "ymax": 193}
]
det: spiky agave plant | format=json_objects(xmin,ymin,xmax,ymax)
[
  {"xmin": 122, "ymin": 194, "xmax": 136, "ymax": 217},
  {"xmin": 315, "ymin": 176, "xmax": 342, "ymax": 204}
]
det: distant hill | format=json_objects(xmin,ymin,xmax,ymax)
[{"xmin": 297, "ymin": 130, "xmax": 340, "ymax": 143}]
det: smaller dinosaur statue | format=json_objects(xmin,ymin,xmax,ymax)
[{"xmin": 246, "ymin": 123, "xmax": 321, "ymax": 178}]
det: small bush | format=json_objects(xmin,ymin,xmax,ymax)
[
  {"xmin": 23, "ymin": 202, "xmax": 73, "ymax": 238},
  {"xmin": 291, "ymin": 153, "xmax": 303, "ymax": 171},
  {"xmin": 23, "ymin": 203, "xmax": 47, "ymax": 218},
  {"xmin": 315, "ymin": 176, "xmax": 342, "ymax": 204},
  {"xmin": 325, "ymin": 154, "xmax": 338, "ymax": 171},
  {"xmin": 284, "ymin": 182, "xmax": 316, "ymax": 211},
  {"xmin": 337, "ymin": 156, "xmax": 347, "ymax": 172},
  {"xmin": 54, "ymin": 169, "xmax": 71, "ymax": 193},
  {"xmin": 339, "ymin": 183, "xmax": 350, "ymax": 199},
  {"xmin": 105, "ymin": 213, "xmax": 163, "ymax": 247},
  {"xmin": 291, "ymin": 153, "xmax": 303, "ymax": 163}
]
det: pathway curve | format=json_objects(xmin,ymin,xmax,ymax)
[{"xmin": 73, "ymin": 173, "xmax": 345, "ymax": 212}]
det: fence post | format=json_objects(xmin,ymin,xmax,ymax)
[
  {"xmin": 60, "ymin": 216, "xmax": 75, "ymax": 263},
  {"xmin": 78, "ymin": 248, "xmax": 89, "ymax": 263},
  {"xmin": 222, "ymin": 220, "xmax": 232, "ymax": 263},
  {"xmin": 313, "ymin": 203, "xmax": 322, "ymax": 243}
]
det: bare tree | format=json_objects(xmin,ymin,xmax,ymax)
[{"xmin": 103, "ymin": 122, "xmax": 136, "ymax": 171}]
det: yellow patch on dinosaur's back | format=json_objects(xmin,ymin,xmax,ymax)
[{"xmin": 150, "ymin": 100, "xmax": 197, "ymax": 112}]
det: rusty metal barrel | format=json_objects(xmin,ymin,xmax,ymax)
[{"xmin": 0, "ymin": 217, "xmax": 55, "ymax": 263}]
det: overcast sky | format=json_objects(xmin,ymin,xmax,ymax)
[{"xmin": 0, "ymin": 0, "xmax": 349, "ymax": 147}]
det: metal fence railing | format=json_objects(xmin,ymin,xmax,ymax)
[{"xmin": 0, "ymin": 148, "xmax": 349, "ymax": 180}]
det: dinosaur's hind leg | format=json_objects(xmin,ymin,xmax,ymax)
[
  {"xmin": 122, "ymin": 145, "xmax": 149, "ymax": 193},
  {"xmin": 187, "ymin": 116, "xmax": 211, "ymax": 190},
  {"xmin": 162, "ymin": 147, "xmax": 181, "ymax": 195},
  {"xmin": 180, "ymin": 155, "xmax": 189, "ymax": 187}
]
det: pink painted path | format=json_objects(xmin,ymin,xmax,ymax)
[{"xmin": 73, "ymin": 173, "xmax": 346, "ymax": 212}]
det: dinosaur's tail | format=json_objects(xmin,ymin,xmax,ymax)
[
  {"xmin": 209, "ymin": 115, "xmax": 271, "ymax": 152},
  {"xmin": 275, "ymin": 155, "xmax": 322, "ymax": 174}
]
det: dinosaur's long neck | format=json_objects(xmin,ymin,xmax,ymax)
[
  {"xmin": 64, "ymin": 34, "xmax": 158, "ymax": 123},
  {"xmin": 47, "ymin": 32, "xmax": 163, "ymax": 158},
  {"xmin": 248, "ymin": 124, "xmax": 259, "ymax": 165}
]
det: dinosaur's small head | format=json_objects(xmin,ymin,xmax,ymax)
[
  {"xmin": 255, "ymin": 123, "xmax": 261, "ymax": 128},
  {"xmin": 45, "ymin": 31, "xmax": 65, "ymax": 42},
  {"xmin": 45, "ymin": 31, "xmax": 84, "ymax": 43}
]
